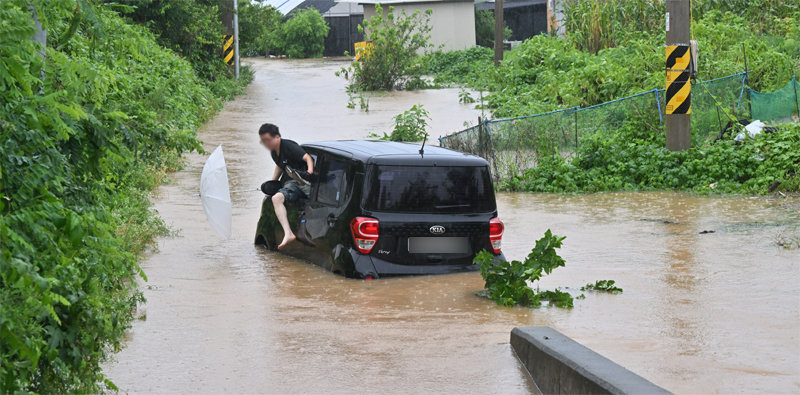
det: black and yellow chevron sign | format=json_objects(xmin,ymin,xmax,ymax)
[
  {"xmin": 665, "ymin": 44, "xmax": 691, "ymax": 114},
  {"xmin": 222, "ymin": 34, "xmax": 234, "ymax": 66}
]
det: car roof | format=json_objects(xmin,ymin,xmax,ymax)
[{"xmin": 302, "ymin": 140, "xmax": 489, "ymax": 166}]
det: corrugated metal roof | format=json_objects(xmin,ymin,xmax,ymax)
[
  {"xmin": 337, "ymin": 0, "xmax": 473, "ymax": 4},
  {"xmin": 266, "ymin": 0, "xmax": 363, "ymax": 15},
  {"xmin": 263, "ymin": 0, "xmax": 306, "ymax": 14}
]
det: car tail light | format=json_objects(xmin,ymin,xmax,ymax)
[
  {"xmin": 489, "ymin": 218, "xmax": 504, "ymax": 254},
  {"xmin": 351, "ymin": 217, "xmax": 379, "ymax": 254}
]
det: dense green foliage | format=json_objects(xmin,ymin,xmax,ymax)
[
  {"xmin": 474, "ymin": 9, "xmax": 512, "ymax": 48},
  {"xmin": 118, "ymin": 0, "xmax": 226, "ymax": 83},
  {"xmin": 369, "ymin": 105, "xmax": 430, "ymax": 141},
  {"xmin": 476, "ymin": 230, "xmax": 573, "ymax": 308},
  {"xmin": 238, "ymin": 0, "xmax": 283, "ymax": 57},
  {"xmin": 338, "ymin": 4, "xmax": 433, "ymax": 91},
  {"xmin": 0, "ymin": 1, "xmax": 249, "ymax": 391},
  {"xmin": 239, "ymin": 2, "xmax": 330, "ymax": 58},
  {"xmin": 562, "ymin": 0, "xmax": 800, "ymax": 54},
  {"xmin": 424, "ymin": 46, "xmax": 494, "ymax": 90},
  {"xmin": 271, "ymin": 8, "xmax": 330, "ymax": 58}
]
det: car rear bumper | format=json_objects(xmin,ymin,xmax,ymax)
[{"xmin": 350, "ymin": 249, "xmax": 506, "ymax": 279}]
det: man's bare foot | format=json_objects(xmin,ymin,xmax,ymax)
[{"xmin": 278, "ymin": 233, "xmax": 296, "ymax": 249}]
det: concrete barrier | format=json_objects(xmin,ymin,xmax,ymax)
[{"xmin": 511, "ymin": 327, "xmax": 672, "ymax": 395}]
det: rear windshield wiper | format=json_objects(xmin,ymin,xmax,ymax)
[{"xmin": 434, "ymin": 204, "xmax": 471, "ymax": 209}]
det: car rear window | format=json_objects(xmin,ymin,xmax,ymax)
[{"xmin": 365, "ymin": 165, "xmax": 496, "ymax": 213}]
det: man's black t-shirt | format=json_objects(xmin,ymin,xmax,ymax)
[{"xmin": 271, "ymin": 138, "xmax": 308, "ymax": 172}]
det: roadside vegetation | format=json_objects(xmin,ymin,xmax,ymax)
[
  {"xmin": 369, "ymin": 105, "xmax": 431, "ymax": 142},
  {"xmin": 237, "ymin": 1, "xmax": 331, "ymax": 58},
  {"xmin": 1, "ymin": 1, "xmax": 250, "ymax": 391},
  {"xmin": 238, "ymin": 0, "xmax": 283, "ymax": 57},
  {"xmin": 474, "ymin": 9, "xmax": 512, "ymax": 48},
  {"xmin": 337, "ymin": 4, "xmax": 434, "ymax": 91},
  {"xmin": 264, "ymin": 8, "xmax": 330, "ymax": 58},
  {"xmin": 423, "ymin": 0, "xmax": 799, "ymax": 194}
]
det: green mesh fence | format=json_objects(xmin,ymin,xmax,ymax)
[
  {"xmin": 689, "ymin": 73, "xmax": 751, "ymax": 144},
  {"xmin": 485, "ymin": 108, "xmax": 577, "ymax": 179},
  {"xmin": 439, "ymin": 72, "xmax": 796, "ymax": 178},
  {"xmin": 576, "ymin": 89, "xmax": 662, "ymax": 141},
  {"xmin": 750, "ymin": 76, "xmax": 800, "ymax": 124}
]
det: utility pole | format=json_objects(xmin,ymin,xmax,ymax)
[
  {"xmin": 221, "ymin": 0, "xmax": 238, "ymax": 79},
  {"xmin": 233, "ymin": 0, "xmax": 239, "ymax": 79},
  {"xmin": 494, "ymin": 0, "xmax": 503, "ymax": 66},
  {"xmin": 665, "ymin": 0, "xmax": 691, "ymax": 151}
]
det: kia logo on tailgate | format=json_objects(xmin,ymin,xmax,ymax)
[{"xmin": 429, "ymin": 225, "xmax": 446, "ymax": 235}]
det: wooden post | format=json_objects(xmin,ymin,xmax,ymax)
[{"xmin": 494, "ymin": 0, "xmax": 504, "ymax": 66}]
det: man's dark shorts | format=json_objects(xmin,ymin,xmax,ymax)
[{"xmin": 277, "ymin": 179, "xmax": 311, "ymax": 204}]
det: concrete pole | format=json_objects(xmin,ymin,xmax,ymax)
[
  {"xmin": 222, "ymin": 0, "xmax": 234, "ymax": 74},
  {"xmin": 665, "ymin": 0, "xmax": 691, "ymax": 151},
  {"xmin": 494, "ymin": 0, "xmax": 503, "ymax": 66},
  {"xmin": 233, "ymin": 0, "xmax": 239, "ymax": 79}
]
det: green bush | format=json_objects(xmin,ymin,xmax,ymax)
[
  {"xmin": 423, "ymin": 46, "xmax": 494, "ymax": 88},
  {"xmin": 238, "ymin": 0, "xmax": 283, "ymax": 57},
  {"xmin": 369, "ymin": 104, "xmax": 430, "ymax": 141},
  {"xmin": 0, "ymin": 1, "xmax": 249, "ymax": 391},
  {"xmin": 474, "ymin": 9, "xmax": 512, "ymax": 48},
  {"xmin": 118, "ymin": 0, "xmax": 230, "ymax": 81},
  {"xmin": 268, "ymin": 8, "xmax": 330, "ymax": 58},
  {"xmin": 338, "ymin": 4, "xmax": 433, "ymax": 91},
  {"xmin": 476, "ymin": 230, "xmax": 573, "ymax": 308}
]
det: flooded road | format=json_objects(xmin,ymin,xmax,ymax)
[{"xmin": 103, "ymin": 59, "xmax": 800, "ymax": 394}]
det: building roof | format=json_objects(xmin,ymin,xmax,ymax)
[
  {"xmin": 266, "ymin": 0, "xmax": 363, "ymax": 15},
  {"xmin": 264, "ymin": 0, "xmax": 305, "ymax": 14},
  {"xmin": 337, "ymin": 0, "xmax": 474, "ymax": 4},
  {"xmin": 475, "ymin": 0, "xmax": 546, "ymax": 10}
]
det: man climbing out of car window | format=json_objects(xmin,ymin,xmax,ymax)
[{"xmin": 259, "ymin": 123, "xmax": 315, "ymax": 249}]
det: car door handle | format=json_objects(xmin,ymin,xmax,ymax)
[{"xmin": 327, "ymin": 215, "xmax": 337, "ymax": 227}]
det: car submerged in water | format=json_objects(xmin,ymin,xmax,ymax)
[{"xmin": 254, "ymin": 140, "xmax": 505, "ymax": 279}]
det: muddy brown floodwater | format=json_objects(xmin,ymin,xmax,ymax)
[{"xmin": 103, "ymin": 59, "xmax": 800, "ymax": 394}]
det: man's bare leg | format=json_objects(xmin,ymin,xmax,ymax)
[{"xmin": 272, "ymin": 192, "xmax": 295, "ymax": 249}]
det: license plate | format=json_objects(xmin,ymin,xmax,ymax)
[{"xmin": 407, "ymin": 237, "xmax": 470, "ymax": 254}]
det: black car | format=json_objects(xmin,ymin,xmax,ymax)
[{"xmin": 254, "ymin": 140, "xmax": 505, "ymax": 279}]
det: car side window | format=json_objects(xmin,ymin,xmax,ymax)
[{"xmin": 316, "ymin": 156, "xmax": 347, "ymax": 206}]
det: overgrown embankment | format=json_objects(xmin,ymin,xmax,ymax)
[{"xmin": 0, "ymin": 1, "xmax": 251, "ymax": 391}]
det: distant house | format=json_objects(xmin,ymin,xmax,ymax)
[
  {"xmin": 264, "ymin": 0, "xmax": 365, "ymax": 57},
  {"xmin": 340, "ymin": 0, "xmax": 477, "ymax": 52}
]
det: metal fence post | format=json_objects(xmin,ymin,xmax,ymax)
[
  {"xmin": 793, "ymin": 75, "xmax": 799, "ymax": 118},
  {"xmin": 654, "ymin": 88, "xmax": 663, "ymax": 125},
  {"xmin": 486, "ymin": 121, "xmax": 500, "ymax": 183}
]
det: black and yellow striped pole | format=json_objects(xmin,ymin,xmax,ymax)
[
  {"xmin": 223, "ymin": 34, "xmax": 234, "ymax": 66},
  {"xmin": 221, "ymin": 0, "xmax": 239, "ymax": 79},
  {"xmin": 665, "ymin": 45, "xmax": 691, "ymax": 115},
  {"xmin": 665, "ymin": 0, "xmax": 691, "ymax": 151}
]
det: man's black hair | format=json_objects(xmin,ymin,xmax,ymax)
[{"xmin": 259, "ymin": 123, "xmax": 280, "ymax": 137}]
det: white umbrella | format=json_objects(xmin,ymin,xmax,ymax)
[{"xmin": 200, "ymin": 145, "xmax": 231, "ymax": 238}]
